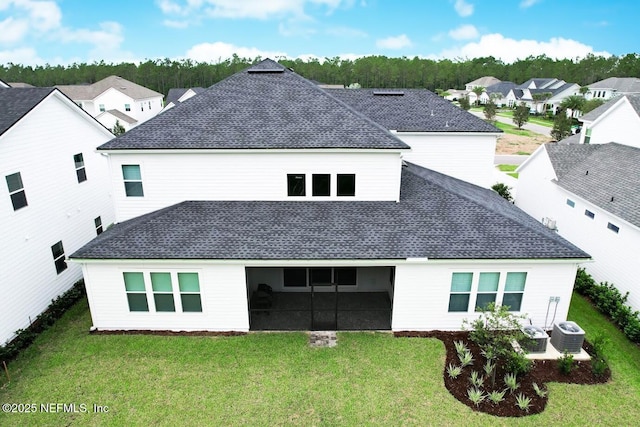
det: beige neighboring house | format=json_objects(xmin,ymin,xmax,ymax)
[
  {"xmin": 56, "ymin": 76, "xmax": 163, "ymax": 132},
  {"xmin": 585, "ymin": 77, "xmax": 640, "ymax": 101},
  {"xmin": 465, "ymin": 76, "xmax": 501, "ymax": 92}
]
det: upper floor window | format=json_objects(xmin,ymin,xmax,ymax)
[
  {"xmin": 99, "ymin": 104, "xmax": 105, "ymax": 112},
  {"xmin": 125, "ymin": 104, "xmax": 131, "ymax": 112},
  {"xmin": 337, "ymin": 174, "xmax": 355, "ymax": 196},
  {"xmin": 607, "ymin": 222, "xmax": 620, "ymax": 234},
  {"xmin": 312, "ymin": 174, "xmax": 330, "ymax": 196},
  {"xmin": 585, "ymin": 209, "xmax": 595, "ymax": 219},
  {"xmin": 95, "ymin": 216, "xmax": 103, "ymax": 235},
  {"xmin": 74, "ymin": 153, "xmax": 87, "ymax": 183},
  {"xmin": 122, "ymin": 165, "xmax": 144, "ymax": 197},
  {"xmin": 566, "ymin": 199, "xmax": 575, "ymax": 208},
  {"xmin": 6, "ymin": 172, "xmax": 28, "ymax": 211},
  {"xmin": 287, "ymin": 174, "xmax": 305, "ymax": 196},
  {"xmin": 51, "ymin": 241, "xmax": 67, "ymax": 274}
]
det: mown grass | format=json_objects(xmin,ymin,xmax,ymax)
[
  {"xmin": 493, "ymin": 121, "xmax": 537, "ymax": 136},
  {"xmin": 496, "ymin": 111, "xmax": 553, "ymax": 128},
  {"xmin": 497, "ymin": 164, "xmax": 519, "ymax": 179},
  {"xmin": 1, "ymin": 296, "xmax": 639, "ymax": 426}
]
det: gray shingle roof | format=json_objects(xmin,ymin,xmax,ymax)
[
  {"xmin": 99, "ymin": 59, "xmax": 409, "ymax": 150},
  {"xmin": 545, "ymin": 142, "xmax": 640, "ymax": 227},
  {"xmin": 165, "ymin": 87, "xmax": 205, "ymax": 106},
  {"xmin": 99, "ymin": 109, "xmax": 137, "ymax": 125},
  {"xmin": 486, "ymin": 82, "xmax": 516, "ymax": 97},
  {"xmin": 56, "ymin": 76, "xmax": 162, "ymax": 101},
  {"xmin": 71, "ymin": 162, "xmax": 588, "ymax": 261},
  {"xmin": 580, "ymin": 94, "xmax": 640, "ymax": 122},
  {"xmin": 589, "ymin": 77, "xmax": 640, "ymax": 93},
  {"xmin": 326, "ymin": 88, "xmax": 501, "ymax": 133},
  {"xmin": 0, "ymin": 87, "xmax": 54, "ymax": 136}
]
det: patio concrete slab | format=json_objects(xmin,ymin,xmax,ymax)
[{"xmin": 525, "ymin": 338, "xmax": 591, "ymax": 361}]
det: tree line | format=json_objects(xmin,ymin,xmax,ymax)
[{"xmin": 1, "ymin": 53, "xmax": 639, "ymax": 97}]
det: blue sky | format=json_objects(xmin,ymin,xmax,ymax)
[{"xmin": 0, "ymin": 0, "xmax": 636, "ymax": 66}]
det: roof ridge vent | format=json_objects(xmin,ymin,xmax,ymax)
[
  {"xmin": 247, "ymin": 69, "xmax": 285, "ymax": 74},
  {"xmin": 373, "ymin": 90, "xmax": 404, "ymax": 96},
  {"xmin": 430, "ymin": 110, "xmax": 434, "ymax": 116}
]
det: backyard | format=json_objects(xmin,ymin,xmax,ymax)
[{"xmin": 1, "ymin": 294, "xmax": 639, "ymax": 426}]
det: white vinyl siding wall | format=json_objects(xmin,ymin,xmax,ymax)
[
  {"xmin": 109, "ymin": 151, "xmax": 403, "ymax": 221},
  {"xmin": 0, "ymin": 93, "xmax": 116, "ymax": 343},
  {"xmin": 394, "ymin": 132, "xmax": 497, "ymax": 188}
]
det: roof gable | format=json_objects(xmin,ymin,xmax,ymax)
[
  {"xmin": 466, "ymin": 76, "xmax": 501, "ymax": 88},
  {"xmin": 99, "ymin": 59, "xmax": 409, "ymax": 150},
  {"xmin": 326, "ymin": 88, "xmax": 501, "ymax": 133},
  {"xmin": 580, "ymin": 94, "xmax": 640, "ymax": 123},
  {"xmin": 0, "ymin": 87, "xmax": 55, "ymax": 136},
  {"xmin": 546, "ymin": 143, "xmax": 640, "ymax": 227},
  {"xmin": 71, "ymin": 162, "xmax": 588, "ymax": 261},
  {"xmin": 57, "ymin": 75, "xmax": 162, "ymax": 102}
]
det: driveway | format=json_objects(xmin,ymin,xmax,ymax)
[{"xmin": 470, "ymin": 111, "xmax": 552, "ymax": 137}]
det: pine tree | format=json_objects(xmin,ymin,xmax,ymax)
[{"xmin": 112, "ymin": 120, "xmax": 126, "ymax": 136}]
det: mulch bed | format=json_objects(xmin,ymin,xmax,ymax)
[{"xmin": 395, "ymin": 331, "xmax": 610, "ymax": 417}]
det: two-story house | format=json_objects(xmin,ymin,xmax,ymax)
[
  {"xmin": 585, "ymin": 77, "xmax": 640, "ymax": 101},
  {"xmin": 516, "ymin": 94, "xmax": 640, "ymax": 312},
  {"xmin": 70, "ymin": 60, "xmax": 588, "ymax": 333},
  {"xmin": 0, "ymin": 87, "xmax": 116, "ymax": 344},
  {"xmin": 56, "ymin": 76, "xmax": 164, "ymax": 132}
]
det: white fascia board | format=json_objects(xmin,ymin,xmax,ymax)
[
  {"xmin": 98, "ymin": 148, "xmax": 409, "ymax": 155},
  {"xmin": 392, "ymin": 131, "xmax": 502, "ymax": 137},
  {"xmin": 70, "ymin": 258, "xmax": 408, "ymax": 266}
]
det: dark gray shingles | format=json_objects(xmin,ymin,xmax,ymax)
[
  {"xmin": 99, "ymin": 59, "xmax": 409, "ymax": 150},
  {"xmin": 327, "ymin": 88, "xmax": 501, "ymax": 133},
  {"xmin": 71, "ymin": 163, "xmax": 588, "ymax": 261},
  {"xmin": 546, "ymin": 143, "xmax": 640, "ymax": 228},
  {"xmin": 0, "ymin": 87, "xmax": 54, "ymax": 136},
  {"xmin": 486, "ymin": 82, "xmax": 516, "ymax": 97}
]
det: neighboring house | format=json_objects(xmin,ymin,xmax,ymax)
[
  {"xmin": 577, "ymin": 94, "xmax": 640, "ymax": 147},
  {"xmin": 0, "ymin": 79, "xmax": 9, "ymax": 88},
  {"xmin": 465, "ymin": 76, "xmax": 501, "ymax": 92},
  {"xmin": 56, "ymin": 76, "xmax": 163, "ymax": 131},
  {"xmin": 162, "ymin": 87, "xmax": 205, "ymax": 112},
  {"xmin": 326, "ymin": 88, "xmax": 501, "ymax": 188},
  {"xmin": 96, "ymin": 109, "xmax": 138, "ymax": 133},
  {"xmin": 444, "ymin": 89, "xmax": 467, "ymax": 101},
  {"xmin": 70, "ymin": 59, "xmax": 588, "ymax": 333},
  {"xmin": 485, "ymin": 82, "xmax": 518, "ymax": 107},
  {"xmin": 516, "ymin": 142, "xmax": 640, "ymax": 312},
  {"xmin": 0, "ymin": 87, "xmax": 116, "ymax": 344},
  {"xmin": 7, "ymin": 82, "xmax": 35, "ymax": 88},
  {"xmin": 516, "ymin": 78, "xmax": 581, "ymax": 114},
  {"xmin": 585, "ymin": 77, "xmax": 640, "ymax": 101}
]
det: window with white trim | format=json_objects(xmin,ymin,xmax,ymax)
[
  {"xmin": 178, "ymin": 273, "xmax": 202, "ymax": 312},
  {"xmin": 151, "ymin": 272, "xmax": 175, "ymax": 312},
  {"xmin": 585, "ymin": 209, "xmax": 595, "ymax": 219},
  {"xmin": 475, "ymin": 272, "xmax": 499, "ymax": 311},
  {"xmin": 123, "ymin": 272, "xmax": 149, "ymax": 312},
  {"xmin": 74, "ymin": 153, "xmax": 87, "ymax": 183},
  {"xmin": 122, "ymin": 165, "xmax": 144, "ymax": 197},
  {"xmin": 566, "ymin": 199, "xmax": 575, "ymax": 208},
  {"xmin": 503, "ymin": 272, "xmax": 527, "ymax": 312},
  {"xmin": 6, "ymin": 172, "xmax": 28, "ymax": 210},
  {"xmin": 607, "ymin": 222, "xmax": 620, "ymax": 234},
  {"xmin": 99, "ymin": 104, "xmax": 105, "ymax": 112},
  {"xmin": 51, "ymin": 241, "xmax": 67, "ymax": 274},
  {"xmin": 94, "ymin": 216, "xmax": 103, "ymax": 235},
  {"xmin": 448, "ymin": 272, "xmax": 472, "ymax": 312}
]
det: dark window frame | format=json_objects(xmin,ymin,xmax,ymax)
[
  {"xmin": 585, "ymin": 209, "xmax": 595, "ymax": 219},
  {"xmin": 337, "ymin": 174, "xmax": 355, "ymax": 196},
  {"xmin": 287, "ymin": 174, "xmax": 306, "ymax": 196},
  {"xmin": 95, "ymin": 216, "xmax": 103, "ymax": 235},
  {"xmin": 6, "ymin": 172, "xmax": 28, "ymax": 211},
  {"xmin": 51, "ymin": 241, "xmax": 67, "ymax": 274},
  {"xmin": 312, "ymin": 174, "xmax": 330, "ymax": 197},
  {"xmin": 74, "ymin": 153, "xmax": 87, "ymax": 183},
  {"xmin": 607, "ymin": 222, "xmax": 620, "ymax": 233}
]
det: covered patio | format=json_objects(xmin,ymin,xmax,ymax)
[{"xmin": 248, "ymin": 291, "xmax": 392, "ymax": 331}]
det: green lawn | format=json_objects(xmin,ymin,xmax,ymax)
[
  {"xmin": 492, "ymin": 121, "xmax": 538, "ymax": 137},
  {"xmin": 497, "ymin": 164, "xmax": 519, "ymax": 179},
  {"xmin": 1, "ymin": 296, "xmax": 639, "ymax": 426},
  {"xmin": 496, "ymin": 111, "xmax": 553, "ymax": 128}
]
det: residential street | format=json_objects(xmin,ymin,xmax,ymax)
[{"xmin": 470, "ymin": 110, "xmax": 552, "ymax": 137}]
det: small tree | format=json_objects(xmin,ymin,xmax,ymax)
[
  {"xmin": 483, "ymin": 99, "xmax": 497, "ymax": 122},
  {"xmin": 112, "ymin": 120, "xmax": 126, "ymax": 136},
  {"xmin": 492, "ymin": 183, "xmax": 513, "ymax": 202},
  {"xmin": 560, "ymin": 95, "xmax": 586, "ymax": 117},
  {"xmin": 551, "ymin": 108, "xmax": 572, "ymax": 141},
  {"xmin": 512, "ymin": 102, "xmax": 530, "ymax": 129},
  {"xmin": 582, "ymin": 98, "xmax": 605, "ymax": 114},
  {"xmin": 458, "ymin": 96, "xmax": 471, "ymax": 111},
  {"xmin": 471, "ymin": 86, "xmax": 485, "ymax": 106}
]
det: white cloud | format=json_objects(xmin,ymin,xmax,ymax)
[
  {"xmin": 376, "ymin": 34, "xmax": 412, "ymax": 50},
  {"xmin": 0, "ymin": 47, "xmax": 44, "ymax": 65},
  {"xmin": 0, "ymin": 17, "xmax": 30, "ymax": 43},
  {"xmin": 19, "ymin": 0, "xmax": 62, "ymax": 31},
  {"xmin": 185, "ymin": 41, "xmax": 287, "ymax": 62},
  {"xmin": 448, "ymin": 24, "xmax": 478, "ymax": 40},
  {"xmin": 453, "ymin": 0, "xmax": 473, "ymax": 17},
  {"xmin": 520, "ymin": 0, "xmax": 541, "ymax": 8},
  {"xmin": 437, "ymin": 33, "xmax": 611, "ymax": 63}
]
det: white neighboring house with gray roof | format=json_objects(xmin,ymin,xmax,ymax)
[
  {"xmin": 0, "ymin": 87, "xmax": 116, "ymax": 345},
  {"xmin": 585, "ymin": 77, "xmax": 640, "ymax": 101},
  {"xmin": 516, "ymin": 142, "xmax": 640, "ymax": 312},
  {"xmin": 161, "ymin": 87, "xmax": 205, "ymax": 112},
  {"xmin": 577, "ymin": 94, "xmax": 640, "ymax": 148},
  {"xmin": 56, "ymin": 76, "xmax": 163, "ymax": 132},
  {"xmin": 69, "ymin": 59, "xmax": 588, "ymax": 333}
]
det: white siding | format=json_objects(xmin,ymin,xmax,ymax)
[
  {"xmin": 396, "ymin": 132, "xmax": 497, "ymax": 188},
  {"xmin": 82, "ymin": 263, "xmax": 249, "ymax": 331},
  {"xmin": 109, "ymin": 151, "xmax": 403, "ymax": 221},
  {"xmin": 92, "ymin": 88, "xmax": 162, "ymax": 125},
  {"xmin": 514, "ymin": 146, "xmax": 559, "ymax": 223},
  {"xmin": 0, "ymin": 93, "xmax": 116, "ymax": 343},
  {"xmin": 582, "ymin": 100, "xmax": 640, "ymax": 148},
  {"xmin": 392, "ymin": 261, "xmax": 579, "ymax": 331}
]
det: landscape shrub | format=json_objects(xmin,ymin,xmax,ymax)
[
  {"xmin": 0, "ymin": 280, "xmax": 85, "ymax": 365},
  {"xmin": 573, "ymin": 268, "xmax": 640, "ymax": 344}
]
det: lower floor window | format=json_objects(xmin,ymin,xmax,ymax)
[
  {"xmin": 448, "ymin": 271, "xmax": 527, "ymax": 313},
  {"xmin": 475, "ymin": 272, "xmax": 499, "ymax": 311},
  {"xmin": 123, "ymin": 271, "xmax": 202, "ymax": 313},
  {"xmin": 448, "ymin": 272, "xmax": 472, "ymax": 312},
  {"xmin": 503, "ymin": 272, "xmax": 526, "ymax": 312},
  {"xmin": 283, "ymin": 267, "xmax": 358, "ymax": 287}
]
